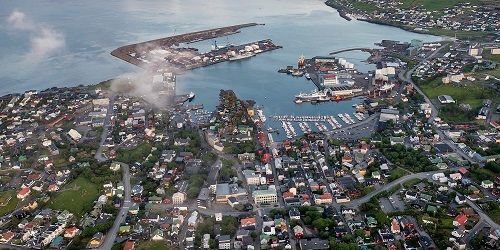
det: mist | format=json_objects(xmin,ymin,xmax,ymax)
[
  {"xmin": 109, "ymin": 47, "xmax": 199, "ymax": 109},
  {"xmin": 6, "ymin": 10, "xmax": 66, "ymax": 62}
]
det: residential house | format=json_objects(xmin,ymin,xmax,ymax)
[
  {"xmin": 218, "ymin": 235, "xmax": 231, "ymax": 249},
  {"xmin": 241, "ymin": 217, "xmax": 256, "ymax": 229},
  {"xmin": 289, "ymin": 207, "xmax": 301, "ymax": 220},
  {"xmin": 453, "ymin": 214, "xmax": 468, "ymax": 227},
  {"xmin": 17, "ymin": 187, "xmax": 31, "ymax": 199},
  {"xmin": 87, "ymin": 232, "xmax": 104, "ymax": 248},
  {"xmin": 405, "ymin": 191, "xmax": 417, "ymax": 200},
  {"xmin": 299, "ymin": 238, "xmax": 329, "ymax": 250},
  {"xmin": 123, "ymin": 241, "xmax": 135, "ymax": 250},
  {"xmin": 391, "ymin": 220, "xmax": 400, "ymax": 234},
  {"xmin": 151, "ymin": 229, "xmax": 164, "ymax": 241},
  {"xmin": 481, "ymin": 180, "xmax": 494, "ymax": 189},
  {"xmin": 64, "ymin": 227, "xmax": 79, "ymax": 238}
]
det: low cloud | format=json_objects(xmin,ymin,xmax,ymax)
[
  {"xmin": 6, "ymin": 10, "xmax": 66, "ymax": 61},
  {"xmin": 7, "ymin": 10, "xmax": 34, "ymax": 30}
]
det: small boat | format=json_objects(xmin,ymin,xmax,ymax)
[
  {"xmin": 292, "ymin": 70, "xmax": 304, "ymax": 77},
  {"xmin": 188, "ymin": 92, "xmax": 195, "ymax": 100},
  {"xmin": 305, "ymin": 73, "xmax": 311, "ymax": 80}
]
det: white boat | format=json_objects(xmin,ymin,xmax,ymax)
[
  {"xmin": 379, "ymin": 83, "xmax": 395, "ymax": 91},
  {"xmin": 229, "ymin": 51, "xmax": 255, "ymax": 61},
  {"xmin": 188, "ymin": 91, "xmax": 195, "ymax": 100}
]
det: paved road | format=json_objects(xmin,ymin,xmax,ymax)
[
  {"xmin": 341, "ymin": 169, "xmax": 447, "ymax": 208},
  {"xmin": 0, "ymin": 244, "xmax": 31, "ymax": 250},
  {"xmin": 99, "ymin": 162, "xmax": 131, "ymax": 250},
  {"xmin": 398, "ymin": 46, "xmax": 478, "ymax": 165},
  {"xmin": 95, "ymin": 92, "xmax": 116, "ymax": 163},
  {"xmin": 465, "ymin": 198, "xmax": 500, "ymax": 229}
]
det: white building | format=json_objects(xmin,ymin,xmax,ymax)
[
  {"xmin": 242, "ymin": 170, "xmax": 261, "ymax": 185},
  {"xmin": 172, "ymin": 192, "xmax": 186, "ymax": 204},
  {"xmin": 438, "ymin": 95, "xmax": 455, "ymax": 104},
  {"xmin": 68, "ymin": 129, "xmax": 82, "ymax": 142},
  {"xmin": 252, "ymin": 189, "xmax": 278, "ymax": 204}
]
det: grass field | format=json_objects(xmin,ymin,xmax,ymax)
[
  {"xmin": 135, "ymin": 240, "xmax": 170, "ymax": 250},
  {"xmin": 420, "ymin": 79, "xmax": 500, "ymax": 108},
  {"xmin": 0, "ymin": 191, "xmax": 19, "ymax": 217},
  {"xmin": 480, "ymin": 70, "xmax": 500, "ymax": 78},
  {"xmin": 45, "ymin": 176, "xmax": 99, "ymax": 218},
  {"xmin": 483, "ymin": 50, "xmax": 500, "ymax": 64}
]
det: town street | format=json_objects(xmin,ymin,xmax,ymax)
[{"xmin": 98, "ymin": 162, "xmax": 131, "ymax": 250}]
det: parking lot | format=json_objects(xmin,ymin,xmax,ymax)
[
  {"xmin": 391, "ymin": 193, "xmax": 407, "ymax": 210},
  {"xmin": 380, "ymin": 194, "xmax": 407, "ymax": 213}
]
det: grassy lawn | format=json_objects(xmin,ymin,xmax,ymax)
[
  {"xmin": 420, "ymin": 79, "xmax": 500, "ymax": 108},
  {"xmin": 0, "ymin": 191, "xmax": 19, "ymax": 216},
  {"xmin": 398, "ymin": 0, "xmax": 473, "ymax": 11},
  {"xmin": 347, "ymin": 0, "xmax": 379, "ymax": 12},
  {"xmin": 403, "ymin": 178, "xmax": 422, "ymax": 189},
  {"xmin": 45, "ymin": 176, "xmax": 99, "ymax": 218},
  {"xmin": 486, "ymin": 209, "xmax": 500, "ymax": 224},
  {"xmin": 441, "ymin": 218, "xmax": 454, "ymax": 229},
  {"xmin": 483, "ymin": 50, "xmax": 500, "ymax": 64},
  {"xmin": 135, "ymin": 240, "xmax": 170, "ymax": 250},
  {"xmin": 480, "ymin": 70, "xmax": 500, "ymax": 78}
]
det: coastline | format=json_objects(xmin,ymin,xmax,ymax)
[
  {"xmin": 324, "ymin": 1, "xmax": 351, "ymax": 21},
  {"xmin": 323, "ymin": 0, "xmax": 475, "ymax": 42}
]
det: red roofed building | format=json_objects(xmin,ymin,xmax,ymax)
[
  {"xmin": 282, "ymin": 192, "xmax": 294, "ymax": 199},
  {"xmin": 391, "ymin": 220, "xmax": 400, "ymax": 234},
  {"xmin": 0, "ymin": 232, "xmax": 14, "ymax": 243},
  {"xmin": 241, "ymin": 217, "xmax": 256, "ymax": 228},
  {"xmin": 17, "ymin": 187, "xmax": 31, "ymax": 199},
  {"xmin": 64, "ymin": 227, "xmax": 79, "ymax": 238},
  {"xmin": 314, "ymin": 193, "xmax": 333, "ymax": 205},
  {"xmin": 123, "ymin": 241, "xmax": 135, "ymax": 250},
  {"xmin": 490, "ymin": 121, "xmax": 500, "ymax": 129},
  {"xmin": 453, "ymin": 214, "xmax": 468, "ymax": 227},
  {"xmin": 27, "ymin": 174, "xmax": 41, "ymax": 180},
  {"xmin": 342, "ymin": 156, "xmax": 353, "ymax": 163},
  {"xmin": 48, "ymin": 184, "xmax": 59, "ymax": 192},
  {"xmin": 458, "ymin": 167, "xmax": 468, "ymax": 175},
  {"xmin": 360, "ymin": 144, "xmax": 368, "ymax": 154}
]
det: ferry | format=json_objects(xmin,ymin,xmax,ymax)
[
  {"xmin": 188, "ymin": 91, "xmax": 195, "ymax": 100},
  {"xmin": 295, "ymin": 89, "xmax": 328, "ymax": 102}
]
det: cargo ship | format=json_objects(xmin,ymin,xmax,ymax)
[{"xmin": 229, "ymin": 51, "xmax": 255, "ymax": 61}]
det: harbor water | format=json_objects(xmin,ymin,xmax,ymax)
[{"xmin": 0, "ymin": 0, "xmax": 440, "ymax": 139}]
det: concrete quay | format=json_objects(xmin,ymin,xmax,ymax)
[{"xmin": 111, "ymin": 23, "xmax": 259, "ymax": 68}]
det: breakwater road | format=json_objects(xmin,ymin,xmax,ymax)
[{"xmin": 111, "ymin": 23, "xmax": 259, "ymax": 68}]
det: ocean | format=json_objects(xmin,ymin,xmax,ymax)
[{"xmin": 0, "ymin": 0, "xmax": 440, "ymax": 139}]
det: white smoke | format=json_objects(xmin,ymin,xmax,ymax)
[
  {"xmin": 110, "ymin": 48, "xmax": 199, "ymax": 109},
  {"xmin": 6, "ymin": 10, "xmax": 66, "ymax": 61}
]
